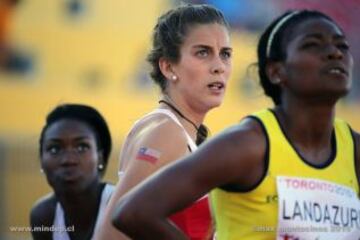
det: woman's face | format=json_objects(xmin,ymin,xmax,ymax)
[
  {"xmin": 41, "ymin": 119, "xmax": 101, "ymax": 193},
  {"xmin": 171, "ymin": 23, "xmax": 232, "ymax": 112},
  {"xmin": 281, "ymin": 18, "xmax": 353, "ymax": 101}
]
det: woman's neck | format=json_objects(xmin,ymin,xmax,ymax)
[
  {"xmin": 159, "ymin": 95, "xmax": 207, "ymax": 142},
  {"xmin": 162, "ymin": 94, "xmax": 206, "ymax": 126},
  {"xmin": 55, "ymin": 181, "xmax": 103, "ymax": 240},
  {"xmin": 275, "ymin": 101, "xmax": 335, "ymax": 147},
  {"xmin": 56, "ymin": 181, "xmax": 103, "ymax": 217}
]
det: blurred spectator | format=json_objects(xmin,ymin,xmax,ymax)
[
  {"xmin": 184, "ymin": 0, "xmax": 276, "ymax": 31},
  {"xmin": 207, "ymin": 0, "xmax": 275, "ymax": 30},
  {"xmin": 64, "ymin": 0, "xmax": 86, "ymax": 18},
  {"xmin": 0, "ymin": 0, "xmax": 32, "ymax": 74}
]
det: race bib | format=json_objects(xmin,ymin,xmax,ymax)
[{"xmin": 276, "ymin": 176, "xmax": 360, "ymax": 240}]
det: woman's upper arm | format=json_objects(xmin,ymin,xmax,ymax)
[
  {"xmin": 94, "ymin": 118, "xmax": 188, "ymax": 239},
  {"xmin": 113, "ymin": 119, "xmax": 266, "ymax": 222},
  {"xmin": 117, "ymin": 119, "xmax": 189, "ymax": 196}
]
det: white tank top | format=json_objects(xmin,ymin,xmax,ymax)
[
  {"xmin": 118, "ymin": 108, "xmax": 197, "ymax": 178},
  {"xmin": 52, "ymin": 184, "xmax": 114, "ymax": 240}
]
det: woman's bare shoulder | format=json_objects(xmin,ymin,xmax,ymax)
[
  {"xmin": 129, "ymin": 111, "xmax": 186, "ymax": 143},
  {"xmin": 30, "ymin": 193, "xmax": 56, "ymax": 227},
  {"xmin": 119, "ymin": 111, "xmax": 190, "ymax": 170}
]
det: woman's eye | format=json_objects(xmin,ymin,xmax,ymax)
[
  {"xmin": 302, "ymin": 42, "xmax": 319, "ymax": 49},
  {"xmin": 47, "ymin": 146, "xmax": 60, "ymax": 155},
  {"xmin": 76, "ymin": 143, "xmax": 90, "ymax": 153},
  {"xmin": 196, "ymin": 49, "xmax": 209, "ymax": 57},
  {"xmin": 337, "ymin": 43, "xmax": 349, "ymax": 51},
  {"xmin": 220, "ymin": 50, "xmax": 232, "ymax": 60}
]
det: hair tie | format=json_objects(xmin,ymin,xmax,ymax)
[{"xmin": 266, "ymin": 11, "xmax": 300, "ymax": 58}]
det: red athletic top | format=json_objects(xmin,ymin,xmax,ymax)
[{"xmin": 169, "ymin": 196, "xmax": 212, "ymax": 240}]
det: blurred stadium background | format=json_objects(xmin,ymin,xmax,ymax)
[{"xmin": 0, "ymin": 0, "xmax": 359, "ymax": 239}]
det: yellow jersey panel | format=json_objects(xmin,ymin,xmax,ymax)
[{"xmin": 211, "ymin": 109, "xmax": 358, "ymax": 240}]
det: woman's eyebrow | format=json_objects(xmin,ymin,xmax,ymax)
[{"xmin": 301, "ymin": 32, "xmax": 346, "ymax": 40}]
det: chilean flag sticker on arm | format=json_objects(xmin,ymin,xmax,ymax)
[{"xmin": 135, "ymin": 147, "xmax": 161, "ymax": 164}]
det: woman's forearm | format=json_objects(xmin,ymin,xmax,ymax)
[{"xmin": 112, "ymin": 210, "xmax": 188, "ymax": 240}]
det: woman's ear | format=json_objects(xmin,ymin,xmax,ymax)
[
  {"xmin": 159, "ymin": 57, "xmax": 178, "ymax": 82},
  {"xmin": 39, "ymin": 158, "xmax": 45, "ymax": 173},
  {"xmin": 266, "ymin": 62, "xmax": 285, "ymax": 85},
  {"xmin": 97, "ymin": 150, "xmax": 104, "ymax": 172}
]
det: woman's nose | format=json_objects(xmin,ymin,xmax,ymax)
[
  {"xmin": 326, "ymin": 44, "xmax": 343, "ymax": 60},
  {"xmin": 211, "ymin": 56, "xmax": 226, "ymax": 74}
]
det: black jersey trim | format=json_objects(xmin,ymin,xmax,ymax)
[{"xmin": 348, "ymin": 125, "xmax": 360, "ymax": 189}]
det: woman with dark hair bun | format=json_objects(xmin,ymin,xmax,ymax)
[
  {"xmin": 111, "ymin": 10, "xmax": 360, "ymax": 240},
  {"xmin": 30, "ymin": 104, "xmax": 114, "ymax": 240},
  {"xmin": 95, "ymin": 3, "xmax": 232, "ymax": 240}
]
